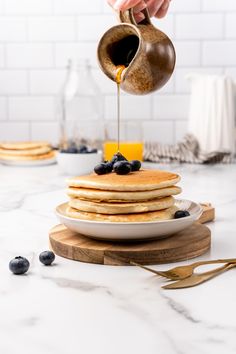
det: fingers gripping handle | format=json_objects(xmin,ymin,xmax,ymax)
[{"xmin": 119, "ymin": 8, "xmax": 151, "ymax": 26}]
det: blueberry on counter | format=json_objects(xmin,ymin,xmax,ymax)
[
  {"xmin": 174, "ymin": 210, "xmax": 190, "ymax": 219},
  {"xmin": 9, "ymin": 256, "xmax": 30, "ymax": 275},
  {"xmin": 113, "ymin": 161, "xmax": 132, "ymax": 175},
  {"xmin": 130, "ymin": 160, "xmax": 141, "ymax": 171},
  {"xmin": 94, "ymin": 163, "xmax": 108, "ymax": 175},
  {"xmin": 110, "ymin": 152, "xmax": 127, "ymax": 166},
  {"xmin": 39, "ymin": 251, "xmax": 55, "ymax": 266}
]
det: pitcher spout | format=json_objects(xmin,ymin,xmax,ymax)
[{"xmin": 97, "ymin": 23, "xmax": 142, "ymax": 84}]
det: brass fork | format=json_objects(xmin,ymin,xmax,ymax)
[
  {"xmin": 163, "ymin": 262, "xmax": 236, "ymax": 289},
  {"xmin": 130, "ymin": 258, "xmax": 236, "ymax": 281}
]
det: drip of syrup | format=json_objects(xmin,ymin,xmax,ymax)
[{"xmin": 115, "ymin": 65, "xmax": 126, "ymax": 152}]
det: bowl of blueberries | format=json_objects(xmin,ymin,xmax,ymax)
[{"xmin": 57, "ymin": 143, "xmax": 102, "ymax": 175}]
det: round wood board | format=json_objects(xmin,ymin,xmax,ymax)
[{"xmin": 49, "ymin": 223, "xmax": 211, "ymax": 266}]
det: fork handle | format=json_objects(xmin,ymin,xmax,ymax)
[
  {"xmin": 130, "ymin": 261, "xmax": 164, "ymax": 276},
  {"xmin": 192, "ymin": 258, "xmax": 236, "ymax": 268}
]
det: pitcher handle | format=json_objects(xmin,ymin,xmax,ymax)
[{"xmin": 119, "ymin": 8, "xmax": 151, "ymax": 26}]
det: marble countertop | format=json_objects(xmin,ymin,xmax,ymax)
[{"xmin": 0, "ymin": 162, "xmax": 236, "ymax": 354}]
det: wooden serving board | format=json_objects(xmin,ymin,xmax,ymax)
[
  {"xmin": 49, "ymin": 204, "xmax": 214, "ymax": 266},
  {"xmin": 49, "ymin": 223, "xmax": 211, "ymax": 266},
  {"xmin": 199, "ymin": 203, "xmax": 215, "ymax": 224}
]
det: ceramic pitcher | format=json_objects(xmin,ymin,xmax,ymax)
[{"xmin": 97, "ymin": 8, "xmax": 176, "ymax": 95}]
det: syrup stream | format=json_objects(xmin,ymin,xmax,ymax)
[
  {"xmin": 117, "ymin": 83, "xmax": 121, "ymax": 152},
  {"xmin": 115, "ymin": 65, "xmax": 126, "ymax": 152}
]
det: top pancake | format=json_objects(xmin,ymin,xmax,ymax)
[
  {"xmin": 0, "ymin": 141, "xmax": 50, "ymax": 151},
  {"xmin": 67, "ymin": 169, "xmax": 181, "ymax": 192}
]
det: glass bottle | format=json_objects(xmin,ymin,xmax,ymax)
[{"xmin": 58, "ymin": 58, "xmax": 104, "ymax": 150}]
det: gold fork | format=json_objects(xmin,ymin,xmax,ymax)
[
  {"xmin": 130, "ymin": 258, "xmax": 236, "ymax": 280},
  {"xmin": 163, "ymin": 262, "xmax": 236, "ymax": 289}
]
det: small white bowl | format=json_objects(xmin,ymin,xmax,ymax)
[{"xmin": 56, "ymin": 150, "xmax": 102, "ymax": 176}]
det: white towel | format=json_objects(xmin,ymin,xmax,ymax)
[{"xmin": 187, "ymin": 74, "xmax": 235, "ymax": 155}]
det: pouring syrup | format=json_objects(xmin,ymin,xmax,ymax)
[{"xmin": 115, "ymin": 65, "xmax": 126, "ymax": 152}]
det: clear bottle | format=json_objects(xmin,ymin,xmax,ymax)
[{"xmin": 58, "ymin": 58, "xmax": 104, "ymax": 150}]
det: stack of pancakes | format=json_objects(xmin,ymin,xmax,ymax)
[
  {"xmin": 0, "ymin": 141, "xmax": 55, "ymax": 162},
  {"xmin": 66, "ymin": 169, "xmax": 181, "ymax": 222}
]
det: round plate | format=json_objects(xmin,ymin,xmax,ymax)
[
  {"xmin": 56, "ymin": 199, "xmax": 203, "ymax": 241},
  {"xmin": 0, "ymin": 157, "xmax": 57, "ymax": 167}
]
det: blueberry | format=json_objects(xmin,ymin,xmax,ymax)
[
  {"xmin": 68, "ymin": 147, "xmax": 79, "ymax": 153},
  {"xmin": 113, "ymin": 161, "xmax": 131, "ymax": 175},
  {"xmin": 9, "ymin": 256, "xmax": 30, "ymax": 275},
  {"xmin": 130, "ymin": 160, "xmax": 141, "ymax": 172},
  {"xmin": 104, "ymin": 161, "xmax": 113, "ymax": 173},
  {"xmin": 60, "ymin": 147, "xmax": 78, "ymax": 153},
  {"xmin": 39, "ymin": 251, "xmax": 55, "ymax": 266},
  {"xmin": 174, "ymin": 210, "xmax": 190, "ymax": 219},
  {"xmin": 94, "ymin": 163, "xmax": 108, "ymax": 175},
  {"xmin": 110, "ymin": 152, "xmax": 127, "ymax": 166},
  {"xmin": 78, "ymin": 145, "xmax": 88, "ymax": 153}
]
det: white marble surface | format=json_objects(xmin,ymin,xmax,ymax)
[{"xmin": 0, "ymin": 162, "xmax": 236, "ymax": 354}]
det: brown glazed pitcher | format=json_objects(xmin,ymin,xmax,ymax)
[{"xmin": 97, "ymin": 8, "xmax": 176, "ymax": 95}]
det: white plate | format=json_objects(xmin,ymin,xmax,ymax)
[
  {"xmin": 0, "ymin": 157, "xmax": 57, "ymax": 167},
  {"xmin": 56, "ymin": 199, "xmax": 203, "ymax": 241}
]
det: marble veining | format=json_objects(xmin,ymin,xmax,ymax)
[
  {"xmin": 0, "ymin": 163, "xmax": 236, "ymax": 354},
  {"xmin": 159, "ymin": 291, "xmax": 201, "ymax": 324},
  {"xmin": 42, "ymin": 274, "xmax": 113, "ymax": 295}
]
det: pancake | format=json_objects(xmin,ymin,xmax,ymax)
[
  {"xmin": 65, "ymin": 204, "xmax": 178, "ymax": 222},
  {"xmin": 0, "ymin": 145, "xmax": 52, "ymax": 156},
  {"xmin": 67, "ymin": 185, "xmax": 181, "ymax": 202},
  {"xmin": 0, "ymin": 141, "xmax": 50, "ymax": 150},
  {"xmin": 0, "ymin": 150, "xmax": 55, "ymax": 161},
  {"xmin": 67, "ymin": 169, "xmax": 181, "ymax": 192},
  {"xmin": 69, "ymin": 196, "xmax": 174, "ymax": 215}
]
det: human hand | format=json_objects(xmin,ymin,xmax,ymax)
[{"xmin": 107, "ymin": 0, "xmax": 171, "ymax": 22}]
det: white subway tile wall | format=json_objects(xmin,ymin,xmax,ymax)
[
  {"xmin": 176, "ymin": 14, "xmax": 224, "ymax": 39},
  {"xmin": 8, "ymin": 96, "xmax": 56, "ymax": 121},
  {"xmin": 0, "ymin": 98, "xmax": 7, "ymax": 120},
  {"xmin": 0, "ymin": 45, "xmax": 5, "ymax": 67},
  {"xmin": 0, "ymin": 71, "xmax": 28, "ymax": 94},
  {"xmin": 6, "ymin": 43, "xmax": 54, "ymax": 68},
  {"xmin": 0, "ymin": 0, "xmax": 235, "ymax": 144},
  {"xmin": 142, "ymin": 121, "xmax": 174, "ymax": 144},
  {"xmin": 105, "ymin": 95, "xmax": 152, "ymax": 120}
]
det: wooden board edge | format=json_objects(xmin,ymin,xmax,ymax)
[{"xmin": 199, "ymin": 203, "xmax": 215, "ymax": 224}]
